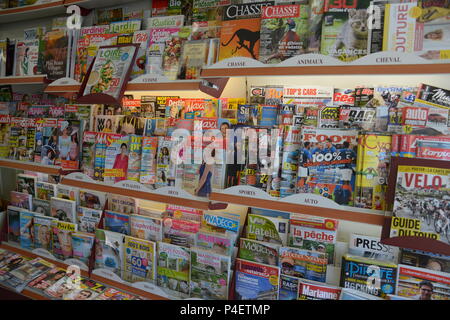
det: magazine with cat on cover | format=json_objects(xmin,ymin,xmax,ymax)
[
  {"xmin": 10, "ymin": 191, "xmax": 32, "ymax": 210},
  {"xmin": 279, "ymin": 246, "xmax": 328, "ymax": 282},
  {"xmin": 130, "ymin": 214, "xmax": 163, "ymax": 242},
  {"xmin": 71, "ymin": 231, "xmax": 95, "ymax": 266},
  {"xmin": 246, "ymin": 214, "xmax": 288, "ymax": 245},
  {"xmin": 259, "ymin": 4, "xmax": 309, "ymax": 64},
  {"xmin": 94, "ymin": 229, "xmax": 124, "ymax": 276},
  {"xmin": 104, "ymin": 210, "xmax": 131, "ymax": 235},
  {"xmin": 190, "ymin": 247, "xmax": 231, "ymax": 300},
  {"xmin": 51, "ymin": 220, "xmax": 77, "ymax": 260},
  {"xmin": 50, "ymin": 197, "xmax": 77, "ymax": 223},
  {"xmin": 297, "ymin": 128, "xmax": 358, "ymax": 206},
  {"xmin": 14, "ymin": 39, "xmax": 40, "ymax": 76},
  {"xmin": 320, "ymin": 0, "xmax": 372, "ymax": 62},
  {"xmin": 239, "ymin": 238, "xmax": 280, "ymax": 266},
  {"xmin": 122, "ymin": 235, "xmax": 156, "ymax": 282},
  {"xmin": 235, "ymin": 258, "xmax": 280, "ymax": 300},
  {"xmin": 289, "ymin": 214, "xmax": 338, "ymax": 265},
  {"xmin": 107, "ymin": 194, "xmax": 137, "ymax": 215},
  {"xmin": 157, "ymin": 242, "xmax": 190, "ymax": 297},
  {"xmin": 279, "ymin": 274, "xmax": 300, "ymax": 300},
  {"xmin": 33, "ymin": 214, "xmax": 57, "ymax": 251},
  {"xmin": 77, "ymin": 207, "xmax": 102, "ymax": 234}
]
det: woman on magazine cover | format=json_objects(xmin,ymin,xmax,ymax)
[
  {"xmin": 112, "ymin": 143, "xmax": 129, "ymax": 183},
  {"xmin": 195, "ymin": 149, "xmax": 215, "ymax": 197}
]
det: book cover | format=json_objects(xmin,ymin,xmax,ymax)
[
  {"xmin": 77, "ymin": 207, "xmax": 102, "ymax": 234},
  {"xmin": 10, "ymin": 191, "xmax": 32, "ymax": 210},
  {"xmin": 259, "ymin": 4, "xmax": 309, "ymax": 63},
  {"xmin": 122, "ymin": 235, "xmax": 156, "ymax": 282},
  {"xmin": 279, "ymin": 247, "xmax": 328, "ymax": 282},
  {"xmin": 33, "ymin": 214, "xmax": 57, "ymax": 251},
  {"xmin": 108, "ymin": 194, "xmax": 137, "ymax": 215},
  {"xmin": 94, "ymin": 229, "xmax": 124, "ymax": 276},
  {"xmin": 14, "ymin": 39, "xmax": 40, "ymax": 76},
  {"xmin": 71, "ymin": 232, "xmax": 95, "ymax": 265},
  {"xmin": 139, "ymin": 136, "xmax": 158, "ymax": 186},
  {"xmin": 127, "ymin": 134, "xmax": 143, "ymax": 182},
  {"xmin": 157, "ymin": 242, "xmax": 190, "ymax": 296},
  {"xmin": 246, "ymin": 214, "xmax": 288, "ymax": 245},
  {"xmin": 51, "ymin": 220, "xmax": 77, "ymax": 260},
  {"xmin": 235, "ymin": 258, "xmax": 280, "ymax": 300},
  {"xmin": 190, "ymin": 247, "xmax": 231, "ymax": 300},
  {"xmin": 239, "ymin": 238, "xmax": 280, "ymax": 266},
  {"xmin": 130, "ymin": 214, "xmax": 163, "ymax": 242},
  {"xmin": 104, "ymin": 210, "xmax": 131, "ymax": 235},
  {"xmin": 50, "ymin": 197, "xmax": 77, "ymax": 223},
  {"xmin": 38, "ymin": 29, "xmax": 69, "ymax": 80},
  {"xmin": 279, "ymin": 274, "xmax": 300, "ymax": 300},
  {"xmin": 7, "ymin": 206, "xmax": 21, "ymax": 244}
]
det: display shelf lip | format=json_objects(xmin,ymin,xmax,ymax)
[
  {"xmin": 209, "ymin": 191, "xmax": 387, "ymax": 226},
  {"xmin": 0, "ymin": 158, "xmax": 61, "ymax": 175},
  {"xmin": 126, "ymin": 79, "xmax": 201, "ymax": 91},
  {"xmin": 0, "ymin": 75, "xmax": 47, "ymax": 85},
  {"xmin": 90, "ymin": 273, "xmax": 171, "ymax": 300},
  {"xmin": 0, "ymin": 1, "xmax": 64, "ymax": 16},
  {"xmin": 59, "ymin": 174, "xmax": 211, "ymax": 210}
]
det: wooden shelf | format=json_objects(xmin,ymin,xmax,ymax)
[
  {"xmin": 126, "ymin": 80, "xmax": 201, "ymax": 91},
  {"xmin": 210, "ymin": 191, "xmax": 387, "ymax": 226},
  {"xmin": 0, "ymin": 158, "xmax": 61, "ymax": 175},
  {"xmin": 0, "ymin": 1, "xmax": 65, "ymax": 24},
  {"xmin": 201, "ymin": 63, "xmax": 450, "ymax": 78},
  {"xmin": 0, "ymin": 75, "xmax": 47, "ymax": 85}
]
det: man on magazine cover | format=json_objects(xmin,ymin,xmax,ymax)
[{"xmin": 413, "ymin": 280, "xmax": 434, "ymax": 300}]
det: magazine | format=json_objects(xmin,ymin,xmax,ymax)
[
  {"xmin": 162, "ymin": 217, "xmax": 200, "ymax": 248},
  {"xmin": 71, "ymin": 232, "xmax": 95, "ymax": 265},
  {"xmin": 390, "ymin": 164, "xmax": 450, "ymax": 246},
  {"xmin": 156, "ymin": 136, "xmax": 175, "ymax": 187},
  {"xmin": 38, "ymin": 29, "xmax": 69, "ymax": 80},
  {"xmin": 259, "ymin": 4, "xmax": 309, "ymax": 63},
  {"xmin": 298, "ymin": 279, "xmax": 341, "ymax": 300},
  {"xmin": 10, "ymin": 191, "xmax": 32, "ymax": 210},
  {"xmin": 93, "ymin": 132, "xmax": 108, "ymax": 181},
  {"xmin": 104, "ymin": 210, "xmax": 131, "ymax": 235},
  {"xmin": 81, "ymin": 131, "xmax": 96, "ymax": 178},
  {"xmin": 79, "ymin": 189, "xmax": 106, "ymax": 210},
  {"xmin": 94, "ymin": 229, "xmax": 124, "ymax": 276},
  {"xmin": 103, "ymin": 134, "xmax": 130, "ymax": 184},
  {"xmin": 57, "ymin": 119, "xmax": 82, "ymax": 170},
  {"xmin": 246, "ymin": 214, "xmax": 288, "ymax": 245},
  {"xmin": 14, "ymin": 39, "xmax": 39, "ymax": 76},
  {"xmin": 177, "ymin": 40, "xmax": 209, "ymax": 79},
  {"xmin": 340, "ymin": 254, "xmax": 397, "ymax": 298},
  {"xmin": 339, "ymin": 287, "xmax": 384, "ymax": 300},
  {"xmin": 7, "ymin": 206, "xmax": 21, "ymax": 244},
  {"xmin": 127, "ymin": 134, "xmax": 143, "ymax": 182},
  {"xmin": 95, "ymin": 287, "xmax": 137, "ymax": 300},
  {"xmin": 44, "ymin": 275, "xmax": 80, "ymax": 300},
  {"xmin": 162, "ymin": 36, "xmax": 187, "ymax": 80},
  {"xmin": 195, "ymin": 230, "xmax": 234, "ymax": 256},
  {"xmin": 32, "ymin": 199, "xmax": 51, "ymax": 217},
  {"xmin": 157, "ymin": 242, "xmax": 190, "ymax": 296},
  {"xmin": 16, "ymin": 174, "xmax": 36, "ymax": 197},
  {"xmin": 130, "ymin": 30, "xmax": 150, "ymax": 79},
  {"xmin": 56, "ymin": 185, "xmax": 79, "ymax": 204},
  {"xmin": 399, "ymin": 248, "xmax": 450, "ymax": 273},
  {"xmin": 27, "ymin": 267, "xmax": 67, "ymax": 295},
  {"xmin": 396, "ymin": 264, "xmax": 450, "ymax": 300},
  {"xmin": 19, "ymin": 210, "xmax": 34, "ymax": 250},
  {"xmin": 139, "ymin": 136, "xmax": 158, "ymax": 186},
  {"xmin": 0, "ymin": 115, "xmax": 10, "ymax": 158},
  {"xmin": 235, "ymin": 258, "xmax": 280, "ymax": 300},
  {"xmin": 51, "ymin": 220, "xmax": 77, "ymax": 260},
  {"xmin": 77, "ymin": 207, "xmax": 102, "ymax": 234},
  {"xmin": 50, "ymin": 197, "xmax": 77, "ymax": 223},
  {"xmin": 94, "ymin": 115, "xmax": 119, "ymax": 133},
  {"xmin": 140, "ymin": 96, "xmax": 157, "ymax": 118},
  {"xmin": 33, "ymin": 214, "xmax": 57, "ymax": 251},
  {"xmin": 129, "ymin": 214, "xmax": 163, "ymax": 242},
  {"xmin": 190, "ymin": 247, "xmax": 231, "ymax": 300},
  {"xmin": 279, "ymin": 247, "xmax": 328, "ymax": 282},
  {"xmin": 63, "ymin": 278, "xmax": 107, "ymax": 300},
  {"xmin": 36, "ymin": 181, "xmax": 56, "ymax": 201},
  {"xmin": 279, "ymin": 274, "xmax": 300, "ymax": 300},
  {"xmin": 239, "ymin": 238, "xmax": 280, "ymax": 266},
  {"xmin": 122, "ymin": 235, "xmax": 156, "ymax": 282},
  {"xmin": 348, "ymin": 233, "xmax": 399, "ymax": 263}
]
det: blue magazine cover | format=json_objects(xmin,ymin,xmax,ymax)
[
  {"xmin": 104, "ymin": 210, "xmax": 131, "ymax": 235},
  {"xmin": 19, "ymin": 210, "xmax": 34, "ymax": 250},
  {"xmin": 279, "ymin": 274, "xmax": 300, "ymax": 300}
]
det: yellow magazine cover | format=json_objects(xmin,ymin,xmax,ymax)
[
  {"xmin": 122, "ymin": 235, "xmax": 156, "ymax": 283},
  {"xmin": 355, "ymin": 134, "xmax": 392, "ymax": 211},
  {"xmin": 219, "ymin": 18, "xmax": 262, "ymax": 61}
]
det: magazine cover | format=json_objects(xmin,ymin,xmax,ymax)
[
  {"xmin": 195, "ymin": 231, "xmax": 234, "ymax": 256},
  {"xmin": 130, "ymin": 30, "xmax": 150, "ymax": 79},
  {"xmin": 320, "ymin": 0, "xmax": 372, "ymax": 61},
  {"xmin": 122, "ymin": 235, "xmax": 156, "ymax": 282},
  {"xmin": 50, "ymin": 197, "xmax": 77, "ymax": 223},
  {"xmin": 14, "ymin": 39, "xmax": 39, "ymax": 76},
  {"xmin": 246, "ymin": 214, "xmax": 288, "ymax": 245},
  {"xmin": 7, "ymin": 206, "xmax": 21, "ymax": 244},
  {"xmin": 38, "ymin": 29, "xmax": 69, "ymax": 80},
  {"xmin": 162, "ymin": 36, "xmax": 187, "ymax": 80},
  {"xmin": 33, "ymin": 214, "xmax": 57, "ymax": 251},
  {"xmin": 339, "ymin": 287, "xmax": 385, "ymax": 300},
  {"xmin": 162, "ymin": 217, "xmax": 200, "ymax": 248},
  {"xmin": 190, "ymin": 247, "xmax": 231, "ymax": 300},
  {"xmin": 93, "ymin": 132, "xmax": 108, "ymax": 181},
  {"xmin": 56, "ymin": 185, "xmax": 79, "ymax": 204},
  {"xmin": 108, "ymin": 194, "xmax": 137, "ymax": 215},
  {"xmin": 94, "ymin": 115, "xmax": 118, "ymax": 133},
  {"xmin": 94, "ymin": 229, "xmax": 124, "ymax": 276},
  {"xmin": 156, "ymin": 136, "xmax": 175, "ymax": 187},
  {"xmin": 348, "ymin": 233, "xmax": 399, "ymax": 263},
  {"xmin": 298, "ymin": 279, "xmax": 342, "ymax": 300},
  {"xmin": 27, "ymin": 267, "xmax": 67, "ymax": 295},
  {"xmin": 19, "ymin": 210, "xmax": 34, "ymax": 250},
  {"xmin": 116, "ymin": 115, "xmax": 145, "ymax": 136},
  {"xmin": 289, "ymin": 214, "xmax": 338, "ymax": 265},
  {"xmin": 279, "ymin": 247, "xmax": 328, "ymax": 282},
  {"xmin": 130, "ymin": 214, "xmax": 163, "ymax": 242},
  {"xmin": 103, "ymin": 134, "xmax": 130, "ymax": 184},
  {"xmin": 71, "ymin": 232, "xmax": 95, "ymax": 265},
  {"xmin": 391, "ymin": 164, "xmax": 450, "ymax": 245},
  {"xmin": 155, "ymin": 96, "xmax": 180, "ymax": 118},
  {"xmin": 177, "ymin": 40, "xmax": 209, "ymax": 80},
  {"xmin": 79, "ymin": 189, "xmax": 106, "ymax": 210},
  {"xmin": 36, "ymin": 181, "xmax": 56, "ymax": 201},
  {"xmin": 104, "ymin": 210, "xmax": 131, "ymax": 235},
  {"xmin": 396, "ymin": 264, "xmax": 450, "ymax": 300},
  {"xmin": 10, "ymin": 191, "xmax": 32, "ymax": 210},
  {"xmin": 3, "ymin": 257, "xmax": 54, "ymax": 293},
  {"xmin": 140, "ymin": 96, "xmax": 157, "ymax": 118},
  {"xmin": 340, "ymin": 254, "xmax": 397, "ymax": 298},
  {"xmin": 0, "ymin": 115, "xmax": 10, "ymax": 158},
  {"xmin": 400, "ymin": 248, "xmax": 450, "ymax": 273},
  {"xmin": 95, "ymin": 287, "xmax": 138, "ymax": 300},
  {"xmin": 127, "ymin": 134, "xmax": 143, "ymax": 182},
  {"xmin": 239, "ymin": 238, "xmax": 280, "ymax": 266},
  {"xmin": 259, "ymin": 4, "xmax": 309, "ymax": 63},
  {"xmin": 139, "ymin": 136, "xmax": 158, "ymax": 187},
  {"xmin": 157, "ymin": 242, "xmax": 190, "ymax": 296},
  {"xmin": 146, "ymin": 25, "xmax": 182, "ymax": 75},
  {"xmin": 32, "ymin": 199, "xmax": 51, "ymax": 217},
  {"xmin": 16, "ymin": 174, "xmax": 36, "ymax": 197},
  {"xmin": 298, "ymin": 128, "xmax": 358, "ymax": 206},
  {"xmin": 51, "ymin": 220, "xmax": 77, "ymax": 261},
  {"xmin": 80, "ymin": 131, "xmax": 96, "ymax": 179},
  {"xmin": 44, "ymin": 275, "xmax": 80, "ymax": 300},
  {"xmin": 279, "ymin": 274, "xmax": 300, "ymax": 300},
  {"xmin": 57, "ymin": 119, "xmax": 82, "ymax": 170},
  {"xmin": 63, "ymin": 278, "xmax": 107, "ymax": 300},
  {"xmin": 235, "ymin": 258, "xmax": 280, "ymax": 300},
  {"xmin": 77, "ymin": 207, "xmax": 102, "ymax": 234}
]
